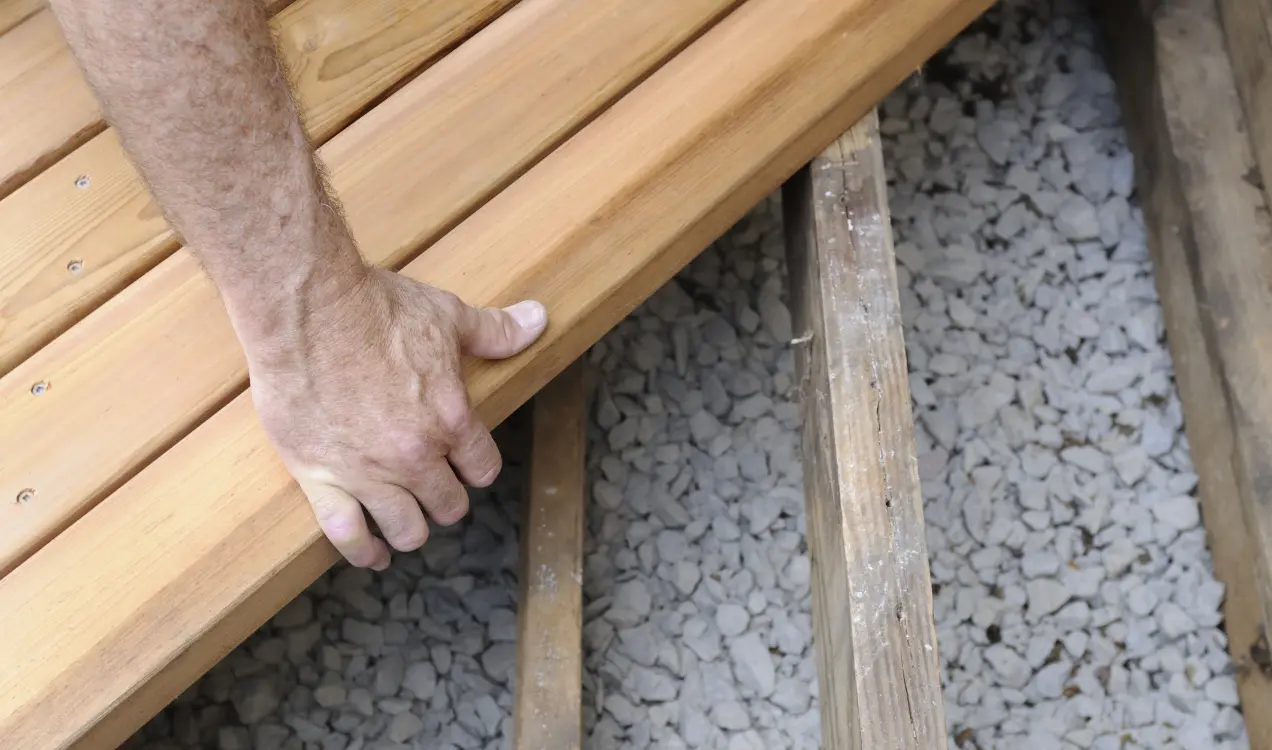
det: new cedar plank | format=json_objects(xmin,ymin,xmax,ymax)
[
  {"xmin": 0, "ymin": 0, "xmax": 295, "ymax": 203},
  {"xmin": 514, "ymin": 362, "xmax": 587, "ymax": 750},
  {"xmin": 784, "ymin": 112, "xmax": 945, "ymax": 750},
  {"xmin": 0, "ymin": 0, "xmax": 991, "ymax": 743},
  {"xmin": 0, "ymin": 0, "xmax": 741, "ymax": 576},
  {"xmin": 0, "ymin": 0, "xmax": 489, "ymax": 375},
  {"xmin": 1216, "ymin": 0, "xmax": 1272, "ymax": 209},
  {"xmin": 0, "ymin": 0, "xmax": 40, "ymax": 36},
  {"xmin": 1104, "ymin": 0, "xmax": 1272, "ymax": 742}
]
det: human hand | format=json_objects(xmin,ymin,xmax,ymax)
[{"xmin": 245, "ymin": 267, "xmax": 547, "ymax": 569}]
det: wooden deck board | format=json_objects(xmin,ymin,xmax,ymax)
[
  {"xmin": 0, "ymin": 0, "xmax": 42, "ymax": 37},
  {"xmin": 0, "ymin": 0, "xmax": 503, "ymax": 375},
  {"xmin": 0, "ymin": 0, "xmax": 294, "ymax": 203},
  {"xmin": 0, "ymin": 0, "xmax": 991, "ymax": 743},
  {"xmin": 1104, "ymin": 0, "xmax": 1272, "ymax": 744},
  {"xmin": 0, "ymin": 11, "xmax": 102, "ymax": 201},
  {"xmin": 0, "ymin": 0, "xmax": 741, "ymax": 575},
  {"xmin": 514, "ymin": 363, "xmax": 587, "ymax": 750},
  {"xmin": 784, "ymin": 112, "xmax": 945, "ymax": 750}
]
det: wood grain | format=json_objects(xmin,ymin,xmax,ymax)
[
  {"xmin": 1104, "ymin": 0, "xmax": 1272, "ymax": 744},
  {"xmin": 0, "ymin": 0, "xmax": 739, "ymax": 575},
  {"xmin": 515, "ymin": 362, "xmax": 587, "ymax": 750},
  {"xmin": 0, "ymin": 0, "xmax": 990, "ymax": 744},
  {"xmin": 0, "ymin": 0, "xmax": 41, "ymax": 37},
  {"xmin": 0, "ymin": 10, "xmax": 102, "ymax": 200},
  {"xmin": 784, "ymin": 112, "xmax": 945, "ymax": 750},
  {"xmin": 0, "ymin": 0, "xmax": 505, "ymax": 376},
  {"xmin": 1216, "ymin": 0, "xmax": 1272, "ymax": 210}
]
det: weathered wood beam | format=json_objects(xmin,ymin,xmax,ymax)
[
  {"xmin": 1216, "ymin": 0, "xmax": 1272, "ymax": 211},
  {"xmin": 783, "ymin": 111, "xmax": 945, "ymax": 749},
  {"xmin": 1103, "ymin": 0, "xmax": 1272, "ymax": 745},
  {"xmin": 514, "ymin": 362, "xmax": 587, "ymax": 750}
]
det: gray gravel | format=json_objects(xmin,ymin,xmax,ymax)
[{"xmin": 124, "ymin": 1, "xmax": 1246, "ymax": 749}]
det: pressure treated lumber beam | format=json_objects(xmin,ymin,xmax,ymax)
[
  {"xmin": 0, "ymin": 0, "xmax": 741, "ymax": 575},
  {"xmin": 514, "ymin": 362, "xmax": 587, "ymax": 750},
  {"xmin": 0, "ymin": 0, "xmax": 491, "ymax": 375},
  {"xmin": 783, "ymin": 111, "xmax": 945, "ymax": 750},
  {"xmin": 0, "ymin": 0, "xmax": 296, "ymax": 204},
  {"xmin": 0, "ymin": 0, "xmax": 40, "ymax": 37},
  {"xmin": 0, "ymin": 0, "xmax": 991, "ymax": 744},
  {"xmin": 1104, "ymin": 0, "xmax": 1272, "ymax": 744},
  {"xmin": 1216, "ymin": 0, "xmax": 1272, "ymax": 211}
]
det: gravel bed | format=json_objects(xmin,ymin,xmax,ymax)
[
  {"xmin": 125, "ymin": 1, "xmax": 1245, "ymax": 748},
  {"xmin": 890, "ymin": 1, "xmax": 1244, "ymax": 748}
]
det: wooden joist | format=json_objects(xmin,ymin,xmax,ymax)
[
  {"xmin": 0, "ymin": 0, "xmax": 502, "ymax": 374},
  {"xmin": 1103, "ymin": 0, "xmax": 1272, "ymax": 744},
  {"xmin": 784, "ymin": 112, "xmax": 945, "ymax": 749},
  {"xmin": 1216, "ymin": 0, "xmax": 1272, "ymax": 211},
  {"xmin": 0, "ymin": 0, "xmax": 991, "ymax": 743},
  {"xmin": 514, "ymin": 363, "xmax": 587, "ymax": 750},
  {"xmin": 0, "ymin": 0, "xmax": 742, "ymax": 575}
]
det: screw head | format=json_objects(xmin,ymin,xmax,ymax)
[
  {"xmin": 75, "ymin": 175, "xmax": 90, "ymax": 189},
  {"xmin": 67, "ymin": 259, "xmax": 83, "ymax": 274},
  {"xmin": 30, "ymin": 380, "xmax": 48, "ymax": 396},
  {"xmin": 16, "ymin": 489, "xmax": 34, "ymax": 504}
]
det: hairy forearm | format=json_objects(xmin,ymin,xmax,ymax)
[{"xmin": 47, "ymin": 0, "xmax": 368, "ymax": 350}]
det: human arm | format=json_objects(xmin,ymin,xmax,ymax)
[{"xmin": 46, "ymin": 0, "xmax": 547, "ymax": 568}]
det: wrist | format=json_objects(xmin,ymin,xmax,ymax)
[{"xmin": 221, "ymin": 236, "xmax": 372, "ymax": 368}]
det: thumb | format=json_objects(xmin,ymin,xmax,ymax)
[{"xmin": 457, "ymin": 299, "xmax": 548, "ymax": 359}]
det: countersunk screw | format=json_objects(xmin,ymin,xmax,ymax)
[
  {"xmin": 75, "ymin": 175, "xmax": 90, "ymax": 189},
  {"xmin": 67, "ymin": 259, "xmax": 83, "ymax": 274},
  {"xmin": 16, "ymin": 489, "xmax": 34, "ymax": 504},
  {"xmin": 30, "ymin": 381, "xmax": 48, "ymax": 396}
]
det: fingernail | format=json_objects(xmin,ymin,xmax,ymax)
[
  {"xmin": 505, "ymin": 300, "xmax": 547, "ymax": 331},
  {"xmin": 372, "ymin": 556, "xmax": 390, "ymax": 572}
]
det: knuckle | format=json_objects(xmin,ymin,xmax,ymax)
[
  {"xmin": 387, "ymin": 522, "xmax": 429, "ymax": 552},
  {"xmin": 366, "ymin": 498, "xmax": 407, "ymax": 530},
  {"xmin": 471, "ymin": 452, "xmax": 502, "ymax": 488},
  {"xmin": 392, "ymin": 431, "xmax": 434, "ymax": 463},
  {"xmin": 433, "ymin": 392, "xmax": 472, "ymax": 438},
  {"xmin": 433, "ymin": 290, "xmax": 465, "ymax": 321},
  {"xmin": 495, "ymin": 309, "xmax": 520, "ymax": 345},
  {"xmin": 432, "ymin": 489, "xmax": 470, "ymax": 526}
]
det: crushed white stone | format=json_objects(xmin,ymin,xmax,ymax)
[
  {"xmin": 1152, "ymin": 495, "xmax": 1202, "ymax": 531},
  {"xmin": 1027, "ymin": 578, "xmax": 1072, "ymax": 620}
]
